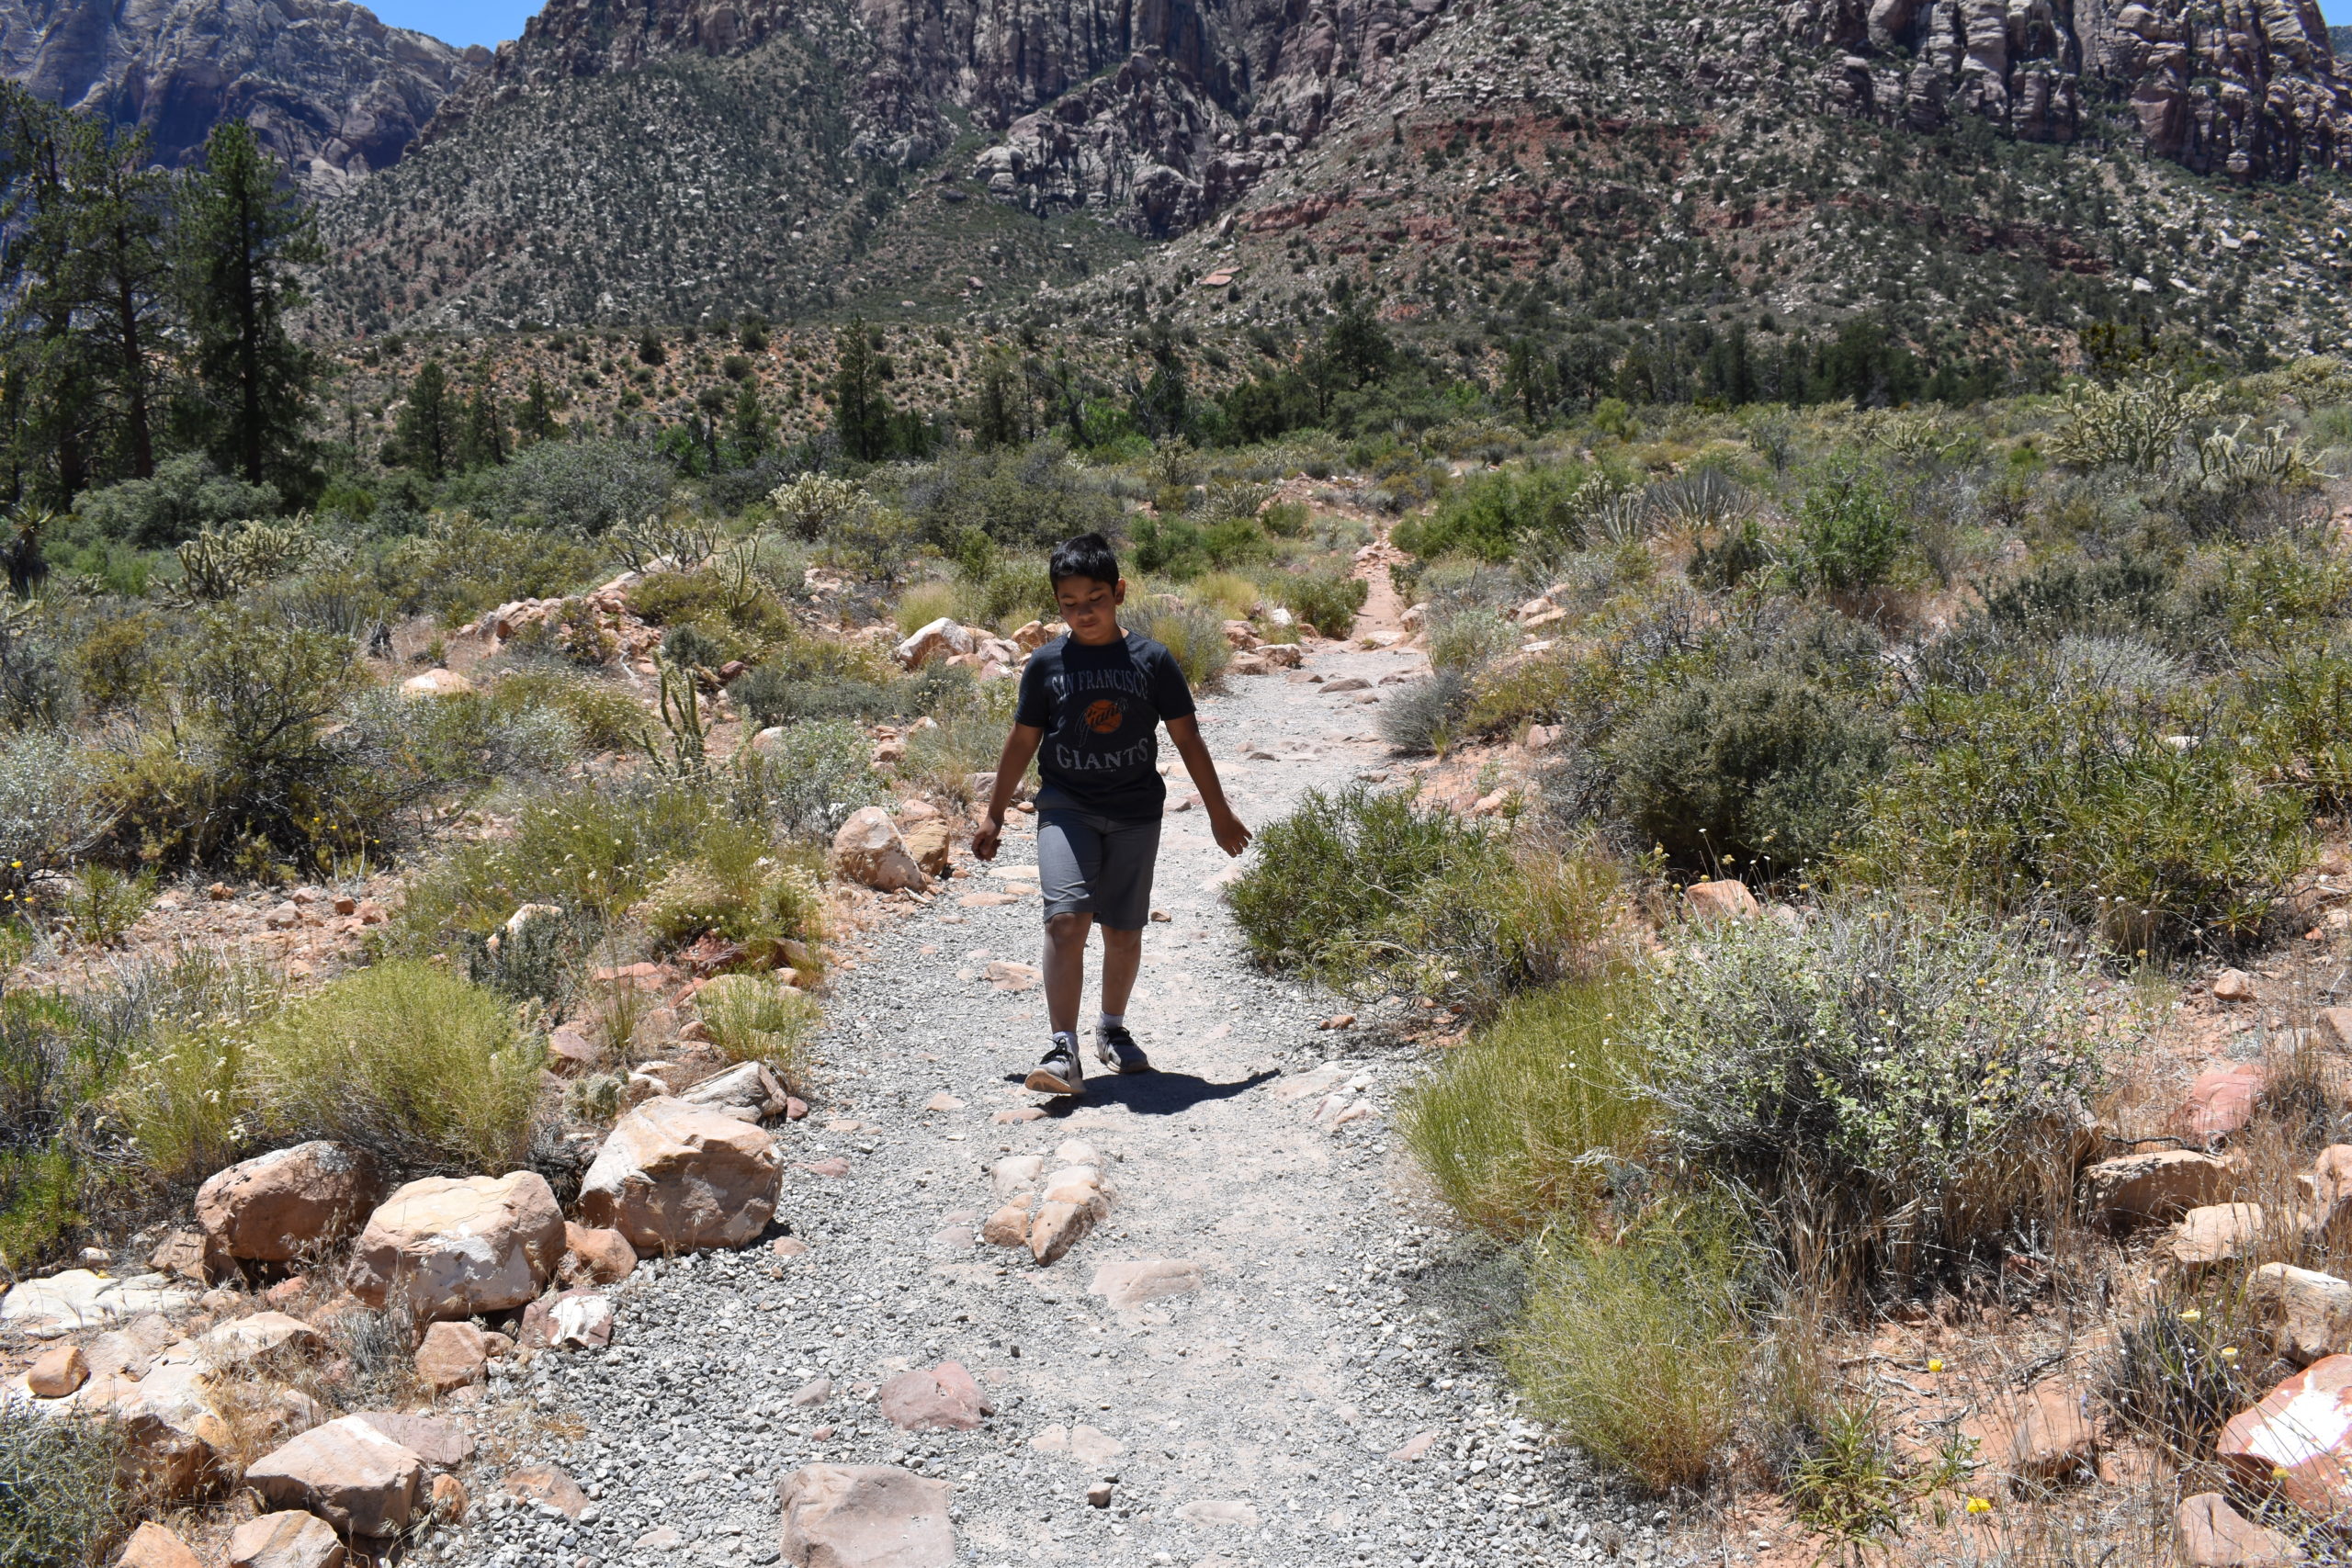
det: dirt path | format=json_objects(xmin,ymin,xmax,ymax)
[{"xmin": 433, "ymin": 609, "xmax": 1658, "ymax": 1568}]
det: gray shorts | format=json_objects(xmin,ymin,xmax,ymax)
[{"xmin": 1035, "ymin": 809, "xmax": 1162, "ymax": 931}]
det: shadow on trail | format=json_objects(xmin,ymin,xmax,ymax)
[{"xmin": 996, "ymin": 1069, "xmax": 1281, "ymax": 1117}]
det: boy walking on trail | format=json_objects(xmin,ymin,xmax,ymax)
[{"xmin": 971, "ymin": 533, "xmax": 1252, "ymax": 1096}]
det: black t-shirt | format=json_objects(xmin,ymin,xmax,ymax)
[{"xmin": 1013, "ymin": 630, "xmax": 1197, "ymax": 820}]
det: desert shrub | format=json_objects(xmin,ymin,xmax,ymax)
[
  {"xmin": 1425, "ymin": 605, "xmax": 1518, "ymax": 673},
  {"xmin": 1638, "ymin": 897, "xmax": 2098, "ymax": 1298},
  {"xmin": 481, "ymin": 437, "xmax": 674, "ymax": 536},
  {"xmin": 1402, "ymin": 976, "xmax": 1654, "ymax": 1236},
  {"xmin": 903, "ymin": 440, "xmax": 1119, "ymax": 551},
  {"xmin": 1394, "ymin": 464, "xmax": 1592, "ymax": 560},
  {"xmin": 394, "ymin": 779, "xmax": 718, "ymax": 945},
  {"xmin": 769, "ymin": 472, "xmax": 866, "ymax": 540},
  {"xmin": 894, "ymin": 580, "xmax": 960, "ymax": 635},
  {"xmin": 636, "ymin": 819, "xmax": 826, "ymax": 958},
  {"xmin": 1378, "ymin": 669, "xmax": 1473, "ymax": 755},
  {"xmin": 1187, "ymin": 571, "xmax": 1261, "ymax": 623},
  {"xmin": 623, "ymin": 569, "xmax": 796, "ymax": 665},
  {"xmin": 1980, "ymin": 549, "xmax": 2177, "ymax": 646},
  {"xmin": 694, "ymin": 973, "xmax": 820, "ymax": 1084},
  {"xmin": 1609, "ymin": 668, "xmax": 1892, "ymax": 876},
  {"xmin": 1503, "ymin": 1208, "xmax": 1754, "ymax": 1495},
  {"xmin": 371, "ymin": 515, "xmax": 606, "ymax": 624},
  {"xmin": 901, "ymin": 682, "xmax": 1033, "ymax": 806},
  {"xmin": 1269, "ymin": 569, "xmax": 1367, "ymax": 637},
  {"xmin": 1146, "ymin": 602, "xmax": 1232, "ymax": 689},
  {"xmin": 1794, "ymin": 462, "xmax": 1906, "ymax": 592},
  {"xmin": 1231, "ymin": 784, "xmax": 1622, "ymax": 1009},
  {"xmin": 102, "ymin": 951, "xmax": 277, "ymax": 1190},
  {"xmin": 1854, "ymin": 673, "xmax": 2309, "ymax": 953},
  {"xmin": 339, "ymin": 688, "xmax": 574, "ymax": 799},
  {"xmin": 71, "ymin": 610, "xmax": 170, "ymax": 710},
  {"xmin": 2245, "ymin": 642, "xmax": 2352, "ymax": 807},
  {"xmin": 247, "ymin": 960, "xmax": 540, "ymax": 1176},
  {"xmin": 730, "ymin": 718, "xmax": 885, "ymax": 836},
  {"xmin": 61, "ymin": 867, "xmax": 155, "ymax": 948},
  {"xmin": 72, "ymin": 452, "xmax": 279, "ymax": 548},
  {"xmin": 731, "ymin": 638, "xmax": 899, "ymax": 727},
  {"xmin": 0, "ymin": 728, "xmax": 108, "ymax": 910},
  {"xmin": 0, "ymin": 989, "xmax": 117, "ymax": 1268},
  {"xmin": 0, "ymin": 1401, "xmax": 127, "ymax": 1566},
  {"xmin": 500, "ymin": 598, "xmax": 619, "ymax": 667},
  {"xmin": 490, "ymin": 671, "xmax": 645, "ymax": 752},
  {"xmin": 2098, "ymin": 1303, "xmax": 2260, "ymax": 1458}
]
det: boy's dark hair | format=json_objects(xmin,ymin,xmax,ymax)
[{"xmin": 1048, "ymin": 532, "xmax": 1121, "ymax": 587}]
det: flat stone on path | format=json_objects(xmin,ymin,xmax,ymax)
[
  {"xmin": 0, "ymin": 1269, "xmax": 193, "ymax": 1337},
  {"xmin": 504, "ymin": 1463, "xmax": 590, "ymax": 1518},
  {"xmin": 877, "ymin": 1361, "xmax": 989, "ymax": 1431},
  {"xmin": 1178, "ymin": 1499, "xmax": 1262, "ymax": 1529},
  {"xmin": 777, "ymin": 1464, "xmax": 955, "ymax": 1567},
  {"xmin": 1388, "ymin": 1431, "xmax": 1439, "ymax": 1462},
  {"xmin": 1090, "ymin": 1258, "xmax": 1202, "ymax": 1310}
]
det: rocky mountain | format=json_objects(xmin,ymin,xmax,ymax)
[
  {"xmin": 0, "ymin": 0, "xmax": 484, "ymax": 194},
  {"xmin": 317, "ymin": 0, "xmax": 2352, "ymax": 363}
]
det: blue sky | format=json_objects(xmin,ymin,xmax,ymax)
[
  {"xmin": 372, "ymin": 0, "xmax": 2352, "ymax": 50},
  {"xmin": 371, "ymin": 1, "xmax": 537, "ymax": 48}
]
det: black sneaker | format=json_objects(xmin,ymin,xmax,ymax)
[
  {"xmin": 1024, "ymin": 1040, "xmax": 1087, "ymax": 1096},
  {"xmin": 1093, "ymin": 1024, "xmax": 1152, "ymax": 1075}
]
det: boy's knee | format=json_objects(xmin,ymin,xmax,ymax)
[{"xmin": 1045, "ymin": 912, "xmax": 1091, "ymax": 943}]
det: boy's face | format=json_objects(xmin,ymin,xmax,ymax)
[{"xmin": 1054, "ymin": 574, "xmax": 1125, "ymax": 646}]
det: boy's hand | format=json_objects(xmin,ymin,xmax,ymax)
[
  {"xmin": 1209, "ymin": 807, "xmax": 1252, "ymax": 858},
  {"xmin": 972, "ymin": 817, "xmax": 1002, "ymax": 862}
]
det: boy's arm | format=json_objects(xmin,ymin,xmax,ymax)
[
  {"xmin": 971, "ymin": 723, "xmax": 1045, "ymax": 862},
  {"xmin": 1165, "ymin": 715, "xmax": 1250, "ymax": 857}
]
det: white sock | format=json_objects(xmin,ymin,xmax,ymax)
[{"xmin": 1098, "ymin": 1012, "xmax": 1125, "ymax": 1034}]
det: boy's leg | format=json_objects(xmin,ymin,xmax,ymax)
[
  {"xmin": 1098, "ymin": 925, "xmax": 1142, "ymax": 1017},
  {"xmin": 1043, "ymin": 910, "xmax": 1094, "ymax": 1036},
  {"xmin": 1087, "ymin": 817, "xmax": 1162, "ymax": 1074}
]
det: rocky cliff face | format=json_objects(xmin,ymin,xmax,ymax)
[
  {"xmin": 0, "ymin": 0, "xmax": 481, "ymax": 192},
  {"xmin": 1787, "ymin": 0, "xmax": 2352, "ymax": 178}
]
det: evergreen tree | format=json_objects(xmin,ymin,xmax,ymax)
[
  {"xmin": 174, "ymin": 120, "xmax": 322, "ymax": 489},
  {"xmin": 831, "ymin": 317, "xmax": 890, "ymax": 461},
  {"xmin": 392, "ymin": 359, "xmax": 455, "ymax": 479},
  {"xmin": 519, "ymin": 373, "xmax": 559, "ymax": 444},
  {"xmin": 0, "ymin": 89, "xmax": 99, "ymax": 502},
  {"xmin": 73, "ymin": 120, "xmax": 170, "ymax": 481},
  {"xmin": 728, "ymin": 384, "xmax": 770, "ymax": 461},
  {"xmin": 972, "ymin": 352, "xmax": 1022, "ymax": 449},
  {"xmin": 461, "ymin": 367, "xmax": 507, "ymax": 469}
]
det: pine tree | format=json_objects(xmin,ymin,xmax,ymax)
[
  {"xmin": 729, "ymin": 384, "xmax": 770, "ymax": 462},
  {"xmin": 392, "ymin": 359, "xmax": 455, "ymax": 479},
  {"xmin": 519, "ymin": 373, "xmax": 559, "ymax": 444},
  {"xmin": 0, "ymin": 89, "xmax": 99, "ymax": 502},
  {"xmin": 73, "ymin": 120, "xmax": 169, "ymax": 480},
  {"xmin": 973, "ymin": 352, "xmax": 1022, "ymax": 449},
  {"xmin": 831, "ymin": 317, "xmax": 890, "ymax": 462},
  {"xmin": 461, "ymin": 366, "xmax": 507, "ymax": 469},
  {"xmin": 174, "ymin": 120, "xmax": 322, "ymax": 489}
]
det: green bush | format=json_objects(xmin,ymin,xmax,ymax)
[
  {"xmin": 732, "ymin": 718, "xmax": 885, "ymax": 836},
  {"xmin": 248, "ymin": 960, "xmax": 540, "ymax": 1176},
  {"xmin": 636, "ymin": 819, "xmax": 826, "ymax": 958},
  {"xmin": 1794, "ymin": 463, "xmax": 1906, "ymax": 592},
  {"xmin": 371, "ymin": 515, "xmax": 607, "ymax": 624},
  {"xmin": 71, "ymin": 452, "xmax": 279, "ymax": 548},
  {"xmin": 1270, "ymin": 569, "xmax": 1367, "ymax": 637},
  {"xmin": 1609, "ymin": 669, "xmax": 1891, "ymax": 876},
  {"xmin": 1231, "ymin": 784, "xmax": 1622, "ymax": 1009},
  {"xmin": 1425, "ymin": 605, "xmax": 1518, "ymax": 672},
  {"xmin": 491, "ymin": 671, "xmax": 646, "ymax": 753},
  {"xmin": 1503, "ymin": 1208, "xmax": 1753, "ymax": 1495},
  {"xmin": 1637, "ymin": 897, "xmax": 2098, "ymax": 1297},
  {"xmin": 1853, "ymin": 671, "xmax": 2310, "ymax": 953},
  {"xmin": 1145, "ymin": 603, "xmax": 1232, "ymax": 689},
  {"xmin": 1377, "ymin": 670, "xmax": 1472, "ymax": 755},
  {"xmin": 694, "ymin": 973, "xmax": 820, "ymax": 1086},
  {"xmin": 478, "ymin": 436, "xmax": 675, "ymax": 536},
  {"xmin": 1402, "ymin": 976, "xmax": 1653, "ymax": 1236},
  {"xmin": 0, "ymin": 1401, "xmax": 127, "ymax": 1567},
  {"xmin": 1395, "ymin": 464, "xmax": 1600, "ymax": 561},
  {"xmin": 731, "ymin": 639, "xmax": 899, "ymax": 728},
  {"xmin": 0, "ymin": 729, "xmax": 107, "ymax": 911},
  {"xmin": 903, "ymin": 440, "xmax": 1119, "ymax": 551}
]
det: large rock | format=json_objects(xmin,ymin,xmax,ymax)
[
  {"xmin": 26, "ymin": 1342, "xmax": 88, "ymax": 1397},
  {"xmin": 899, "ymin": 818, "xmax": 952, "ymax": 877},
  {"xmin": 2082, "ymin": 1150, "xmax": 2243, "ymax": 1229},
  {"xmin": 577, "ymin": 1096, "xmax": 781, "ymax": 1250},
  {"xmin": 2175, "ymin": 1492, "xmax": 2304, "ymax": 1566},
  {"xmin": 831, "ymin": 807, "xmax": 930, "ymax": 893},
  {"xmin": 196, "ymin": 1311, "xmax": 325, "ymax": 1372},
  {"xmin": 116, "ymin": 1524, "xmax": 203, "ymax": 1568},
  {"xmin": 0, "ymin": 1269, "xmax": 195, "ymax": 1337},
  {"xmin": 348, "ymin": 1411, "xmax": 474, "ymax": 1470},
  {"xmin": 894, "ymin": 616, "xmax": 975, "ymax": 669},
  {"xmin": 777, "ymin": 1464, "xmax": 955, "ymax": 1567},
  {"xmin": 345, "ymin": 1173, "xmax": 566, "ymax": 1320},
  {"xmin": 195, "ymin": 1142, "xmax": 381, "ymax": 1264},
  {"xmin": 2177, "ymin": 1066, "xmax": 2265, "ymax": 1142},
  {"xmin": 559, "ymin": 1222, "xmax": 639, "ymax": 1286},
  {"xmin": 2173, "ymin": 1203, "xmax": 2276, "ymax": 1266},
  {"xmin": 245, "ymin": 1416, "xmax": 425, "ymax": 1538},
  {"xmin": 2253, "ymin": 1263, "xmax": 2352, "ymax": 1367},
  {"xmin": 1684, "ymin": 879, "xmax": 1759, "ymax": 923},
  {"xmin": 877, "ymin": 1362, "xmax": 989, "ymax": 1432},
  {"xmin": 228, "ymin": 1511, "xmax": 348, "ymax": 1568},
  {"xmin": 414, "ymin": 1321, "xmax": 488, "ymax": 1394},
  {"xmin": 85, "ymin": 1359, "xmax": 236, "ymax": 1499},
  {"xmin": 2221, "ymin": 1356, "xmax": 2352, "ymax": 1519}
]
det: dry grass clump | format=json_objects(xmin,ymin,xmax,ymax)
[
  {"xmin": 0, "ymin": 1401, "xmax": 127, "ymax": 1566},
  {"xmin": 693, "ymin": 973, "xmax": 820, "ymax": 1086}
]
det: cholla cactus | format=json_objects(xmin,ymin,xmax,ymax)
[
  {"xmin": 2048, "ymin": 376, "xmax": 2224, "ymax": 473},
  {"xmin": 768, "ymin": 472, "xmax": 865, "ymax": 540},
  {"xmin": 171, "ymin": 515, "xmax": 316, "ymax": 603},
  {"xmin": 611, "ymin": 512, "xmax": 718, "ymax": 572},
  {"xmin": 2188, "ymin": 417, "xmax": 2325, "ymax": 493}
]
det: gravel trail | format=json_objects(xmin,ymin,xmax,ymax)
[{"xmin": 430, "ymin": 626, "xmax": 1650, "ymax": 1568}]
